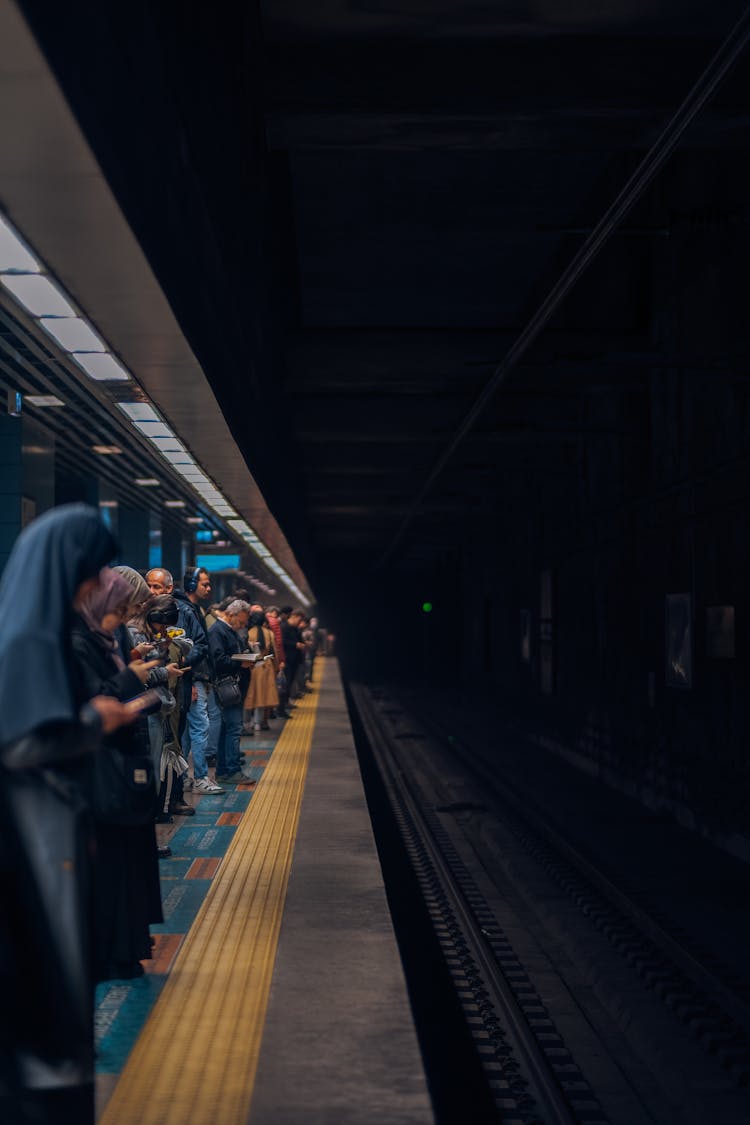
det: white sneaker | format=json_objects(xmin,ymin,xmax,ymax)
[{"xmin": 194, "ymin": 777, "xmax": 225, "ymax": 794}]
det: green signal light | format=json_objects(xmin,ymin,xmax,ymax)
[{"xmin": 422, "ymin": 601, "xmax": 433, "ymax": 613}]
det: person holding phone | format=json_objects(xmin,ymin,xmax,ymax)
[
  {"xmin": 0, "ymin": 505, "xmax": 143, "ymax": 1125},
  {"xmin": 70, "ymin": 568, "xmax": 163, "ymax": 984}
]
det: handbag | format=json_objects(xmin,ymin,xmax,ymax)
[
  {"xmin": 93, "ymin": 744, "xmax": 155, "ymax": 826},
  {"xmin": 214, "ymin": 674, "xmax": 242, "ymax": 709}
]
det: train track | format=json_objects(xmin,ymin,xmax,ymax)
[
  {"xmin": 350, "ymin": 683, "xmax": 750, "ymax": 1124},
  {"xmin": 352, "ymin": 683, "xmax": 605, "ymax": 1124}
]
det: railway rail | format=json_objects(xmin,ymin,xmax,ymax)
[{"xmin": 350, "ymin": 683, "xmax": 750, "ymax": 1125}]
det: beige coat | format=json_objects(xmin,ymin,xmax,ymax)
[{"xmin": 243, "ymin": 626, "xmax": 279, "ymax": 709}]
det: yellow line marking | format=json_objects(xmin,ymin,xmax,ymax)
[{"xmin": 99, "ymin": 666, "xmax": 324, "ymax": 1125}]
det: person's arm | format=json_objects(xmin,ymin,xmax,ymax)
[
  {"xmin": 70, "ymin": 631, "xmax": 157, "ymax": 701},
  {"xmin": 0, "ymin": 697, "xmax": 138, "ymax": 771}
]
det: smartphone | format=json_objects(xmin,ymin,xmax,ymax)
[{"xmin": 122, "ymin": 688, "xmax": 162, "ymax": 717}]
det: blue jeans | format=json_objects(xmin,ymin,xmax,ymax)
[
  {"xmin": 217, "ymin": 704, "xmax": 242, "ymax": 776},
  {"xmin": 184, "ymin": 681, "xmax": 211, "ymax": 780}
]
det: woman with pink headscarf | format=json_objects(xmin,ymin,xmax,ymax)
[{"xmin": 70, "ymin": 567, "xmax": 162, "ymax": 981}]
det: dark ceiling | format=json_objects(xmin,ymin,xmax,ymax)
[{"xmin": 17, "ymin": 0, "xmax": 750, "ymax": 600}]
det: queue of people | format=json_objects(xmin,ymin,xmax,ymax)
[{"xmin": 0, "ymin": 504, "xmax": 322, "ymax": 1124}]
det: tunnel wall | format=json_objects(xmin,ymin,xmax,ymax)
[{"xmin": 455, "ymin": 157, "xmax": 750, "ymax": 850}]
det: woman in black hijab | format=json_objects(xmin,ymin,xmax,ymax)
[{"xmin": 0, "ymin": 505, "xmax": 138, "ymax": 1125}]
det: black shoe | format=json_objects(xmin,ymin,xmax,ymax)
[
  {"xmin": 168, "ymin": 802, "xmax": 195, "ymax": 817},
  {"xmin": 157, "ymin": 845, "xmax": 172, "ymax": 859},
  {"xmin": 155, "ymin": 812, "xmax": 174, "ymax": 824}
]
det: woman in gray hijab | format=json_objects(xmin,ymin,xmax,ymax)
[{"xmin": 0, "ymin": 506, "xmax": 140, "ymax": 1125}]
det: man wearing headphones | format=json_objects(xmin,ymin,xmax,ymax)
[{"xmin": 173, "ymin": 567, "xmax": 222, "ymax": 796}]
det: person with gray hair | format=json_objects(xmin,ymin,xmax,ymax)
[
  {"xmin": 208, "ymin": 600, "xmax": 252, "ymax": 783},
  {"xmin": 112, "ymin": 565, "xmax": 151, "ymax": 616}
]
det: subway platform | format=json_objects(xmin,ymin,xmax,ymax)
[{"xmin": 95, "ymin": 659, "xmax": 432, "ymax": 1124}]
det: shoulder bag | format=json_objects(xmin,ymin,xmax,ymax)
[{"xmin": 214, "ymin": 674, "xmax": 242, "ymax": 709}]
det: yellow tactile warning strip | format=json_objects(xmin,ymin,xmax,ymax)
[{"xmin": 99, "ymin": 670, "xmax": 323, "ymax": 1125}]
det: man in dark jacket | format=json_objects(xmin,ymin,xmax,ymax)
[
  {"xmin": 280, "ymin": 609, "xmax": 305, "ymax": 713},
  {"xmin": 208, "ymin": 600, "xmax": 251, "ymax": 782}
]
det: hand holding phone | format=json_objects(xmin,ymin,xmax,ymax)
[{"xmin": 122, "ymin": 688, "xmax": 162, "ymax": 717}]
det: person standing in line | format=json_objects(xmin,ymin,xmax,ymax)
[
  {"xmin": 300, "ymin": 616, "xmax": 314, "ymax": 689},
  {"xmin": 145, "ymin": 567, "xmax": 195, "ymax": 814},
  {"xmin": 172, "ymin": 568, "xmax": 214, "ymax": 803},
  {"xmin": 210, "ymin": 600, "xmax": 252, "ymax": 783},
  {"xmin": 0, "ymin": 505, "xmax": 141, "ymax": 1125},
  {"xmin": 243, "ymin": 609, "xmax": 279, "ymax": 734},
  {"xmin": 308, "ymin": 615, "xmax": 321, "ymax": 680},
  {"xmin": 204, "ymin": 598, "xmax": 236, "ymax": 766},
  {"xmin": 281, "ymin": 609, "xmax": 306, "ymax": 706},
  {"xmin": 127, "ymin": 594, "xmax": 207, "ymax": 828},
  {"xmin": 264, "ymin": 606, "xmax": 286, "ymax": 717},
  {"xmin": 70, "ymin": 569, "xmax": 163, "ymax": 982}
]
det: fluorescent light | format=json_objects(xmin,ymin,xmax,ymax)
[
  {"xmin": 186, "ymin": 517, "xmax": 203, "ymax": 524},
  {"xmin": 161, "ymin": 449, "xmax": 194, "ymax": 464},
  {"xmin": 150, "ymin": 437, "xmax": 186, "ymax": 452},
  {"xmin": 0, "ymin": 216, "xmax": 41, "ymax": 272},
  {"xmin": 25, "ymin": 394, "xmax": 64, "ymax": 407},
  {"xmin": 173, "ymin": 463, "xmax": 203, "ymax": 477},
  {"xmin": 1, "ymin": 274, "xmax": 76, "ymax": 317},
  {"xmin": 133, "ymin": 420, "xmax": 174, "ymax": 439},
  {"xmin": 40, "ymin": 317, "xmax": 106, "ymax": 352},
  {"xmin": 135, "ymin": 478, "xmax": 160, "ymax": 487},
  {"xmin": 92, "ymin": 445, "xmax": 123, "ymax": 455},
  {"xmin": 164, "ymin": 500, "xmax": 186, "ymax": 508},
  {"xmin": 118, "ymin": 402, "xmax": 160, "ymax": 423},
  {"xmin": 72, "ymin": 352, "xmax": 130, "ymax": 382},
  {"xmin": 99, "ymin": 500, "xmax": 118, "ymax": 509}
]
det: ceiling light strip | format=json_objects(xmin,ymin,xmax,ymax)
[{"xmin": 1, "ymin": 210, "xmax": 311, "ymax": 603}]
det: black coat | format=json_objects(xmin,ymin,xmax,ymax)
[
  {"xmin": 0, "ymin": 504, "xmax": 116, "ymax": 1108},
  {"xmin": 70, "ymin": 618, "xmax": 162, "ymax": 978},
  {"xmin": 71, "ymin": 618, "xmax": 142, "ymax": 696},
  {"xmin": 282, "ymin": 621, "xmax": 302, "ymax": 675},
  {"xmin": 208, "ymin": 618, "xmax": 243, "ymax": 678}
]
